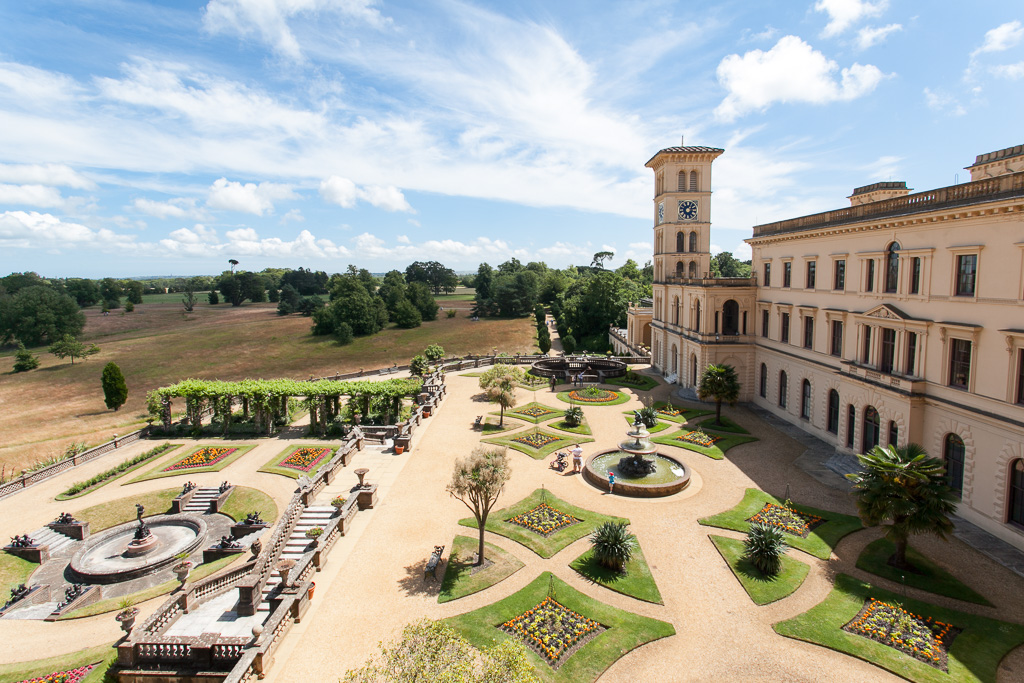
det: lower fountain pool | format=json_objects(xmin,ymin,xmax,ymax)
[{"xmin": 590, "ymin": 451, "xmax": 685, "ymax": 485}]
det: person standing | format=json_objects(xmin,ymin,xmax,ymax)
[
  {"xmin": 607, "ymin": 471, "xmax": 615, "ymax": 494},
  {"xmin": 571, "ymin": 444, "xmax": 583, "ymax": 473}
]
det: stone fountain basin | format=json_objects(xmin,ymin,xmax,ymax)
[
  {"xmin": 584, "ymin": 450, "xmax": 691, "ymax": 498},
  {"xmin": 69, "ymin": 514, "xmax": 206, "ymax": 584}
]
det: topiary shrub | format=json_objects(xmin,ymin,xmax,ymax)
[
  {"xmin": 590, "ymin": 521, "xmax": 636, "ymax": 573},
  {"xmin": 563, "ymin": 406, "xmax": 583, "ymax": 427},
  {"xmin": 637, "ymin": 406, "xmax": 658, "ymax": 428},
  {"xmin": 743, "ymin": 522, "xmax": 788, "ymax": 577},
  {"xmin": 561, "ymin": 334, "xmax": 577, "ymax": 354}
]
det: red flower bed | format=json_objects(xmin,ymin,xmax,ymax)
[
  {"xmin": 163, "ymin": 447, "xmax": 236, "ymax": 472},
  {"xmin": 567, "ymin": 389, "xmax": 619, "ymax": 403},
  {"xmin": 18, "ymin": 664, "xmax": 94, "ymax": 683},
  {"xmin": 279, "ymin": 447, "xmax": 331, "ymax": 472},
  {"xmin": 674, "ymin": 430, "xmax": 722, "ymax": 448},
  {"xmin": 843, "ymin": 598, "xmax": 960, "ymax": 670},
  {"xmin": 746, "ymin": 503, "xmax": 825, "ymax": 538},
  {"xmin": 511, "ymin": 433, "xmax": 562, "ymax": 449}
]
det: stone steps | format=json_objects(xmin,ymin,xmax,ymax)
[
  {"xmin": 28, "ymin": 527, "xmax": 76, "ymax": 554},
  {"xmin": 182, "ymin": 488, "xmax": 219, "ymax": 513},
  {"xmin": 255, "ymin": 506, "xmax": 336, "ymax": 612}
]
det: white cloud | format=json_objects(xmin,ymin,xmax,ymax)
[
  {"xmin": 158, "ymin": 223, "xmax": 352, "ymax": 259},
  {"xmin": 281, "ymin": 208, "xmax": 304, "ymax": 223},
  {"xmin": 207, "ymin": 178, "xmax": 297, "ymax": 215},
  {"xmin": 741, "ymin": 26, "xmax": 779, "ymax": 43},
  {"xmin": 923, "ymin": 87, "xmax": 965, "ymax": 116},
  {"xmin": 0, "ymin": 211, "xmax": 127, "ymax": 249},
  {"xmin": 0, "ymin": 163, "xmax": 96, "ymax": 190},
  {"xmin": 972, "ymin": 20, "xmax": 1024, "ymax": 57},
  {"xmin": 131, "ymin": 197, "xmax": 206, "ymax": 220},
  {"xmin": 715, "ymin": 36, "xmax": 888, "ymax": 120},
  {"xmin": 814, "ymin": 0, "xmax": 888, "ymax": 37},
  {"xmin": 733, "ymin": 242, "xmax": 753, "ymax": 260},
  {"xmin": 856, "ymin": 24, "xmax": 902, "ymax": 49},
  {"xmin": 319, "ymin": 175, "xmax": 413, "ymax": 212},
  {"xmin": 862, "ymin": 155, "xmax": 903, "ymax": 180},
  {"xmin": 0, "ymin": 184, "xmax": 65, "ymax": 208},
  {"xmin": 360, "ymin": 185, "xmax": 413, "ymax": 212},
  {"xmin": 709, "ymin": 243, "xmax": 723, "ymax": 255},
  {"xmin": 319, "ymin": 176, "xmax": 359, "ymax": 208},
  {"xmin": 396, "ymin": 234, "xmax": 411, "ymax": 244},
  {"xmin": 0, "ymin": 62, "xmax": 82, "ymax": 105},
  {"xmin": 992, "ymin": 62, "xmax": 1024, "ymax": 79}
]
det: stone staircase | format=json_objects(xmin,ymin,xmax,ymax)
[
  {"xmin": 26, "ymin": 526, "xmax": 78, "ymax": 556},
  {"xmin": 182, "ymin": 488, "xmax": 219, "ymax": 514},
  {"xmin": 257, "ymin": 506, "xmax": 334, "ymax": 612}
]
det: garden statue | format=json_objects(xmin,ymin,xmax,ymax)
[
  {"xmin": 633, "ymin": 410, "xmax": 643, "ymax": 427},
  {"xmin": 218, "ymin": 535, "xmax": 242, "ymax": 549},
  {"xmin": 243, "ymin": 511, "xmax": 264, "ymax": 526},
  {"xmin": 133, "ymin": 504, "xmax": 152, "ymax": 540},
  {"xmin": 55, "ymin": 512, "xmax": 77, "ymax": 525},
  {"xmin": 57, "ymin": 584, "xmax": 85, "ymax": 611},
  {"xmin": 182, "ymin": 481, "xmax": 196, "ymax": 494},
  {"xmin": 135, "ymin": 503, "xmax": 145, "ymax": 523},
  {"xmin": 250, "ymin": 538, "xmax": 262, "ymax": 558},
  {"xmin": 9, "ymin": 534, "xmax": 34, "ymax": 548},
  {"xmin": 219, "ymin": 480, "xmax": 231, "ymax": 493},
  {"xmin": 3, "ymin": 584, "xmax": 29, "ymax": 611}
]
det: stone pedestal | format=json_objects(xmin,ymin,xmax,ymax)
[
  {"xmin": 3, "ymin": 544, "xmax": 49, "ymax": 563},
  {"xmin": 357, "ymin": 484, "xmax": 378, "ymax": 510},
  {"xmin": 47, "ymin": 521, "xmax": 90, "ymax": 540},
  {"xmin": 230, "ymin": 522, "xmax": 268, "ymax": 539}
]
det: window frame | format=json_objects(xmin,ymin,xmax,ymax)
[
  {"xmin": 803, "ymin": 315, "xmax": 814, "ymax": 350},
  {"xmin": 806, "ymin": 260, "xmax": 816, "ymax": 290},
  {"xmin": 880, "ymin": 328, "xmax": 896, "ymax": 374},
  {"xmin": 948, "ymin": 337, "xmax": 972, "ymax": 390},
  {"xmin": 955, "ymin": 253, "xmax": 978, "ymax": 297},
  {"xmin": 884, "ymin": 243, "xmax": 900, "ymax": 293},
  {"xmin": 833, "ymin": 258, "xmax": 846, "ymax": 291},
  {"xmin": 826, "ymin": 390, "xmax": 839, "ymax": 434},
  {"xmin": 783, "ymin": 261, "xmax": 792, "ymax": 288},
  {"xmin": 778, "ymin": 371, "xmax": 788, "ymax": 408},
  {"xmin": 800, "ymin": 379, "xmax": 811, "ymax": 420},
  {"xmin": 831, "ymin": 320, "xmax": 843, "ymax": 357},
  {"xmin": 944, "ymin": 433, "xmax": 966, "ymax": 497},
  {"xmin": 865, "ymin": 259, "xmax": 875, "ymax": 293},
  {"xmin": 763, "ymin": 262, "xmax": 771, "ymax": 287},
  {"xmin": 780, "ymin": 312, "xmax": 790, "ymax": 344}
]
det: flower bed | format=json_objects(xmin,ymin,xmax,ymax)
[
  {"xmin": 18, "ymin": 664, "xmax": 95, "ymax": 683},
  {"xmin": 746, "ymin": 503, "xmax": 825, "ymax": 538},
  {"xmin": 510, "ymin": 433, "xmax": 563, "ymax": 449},
  {"xmin": 499, "ymin": 596, "xmax": 605, "ymax": 668},
  {"xmin": 567, "ymin": 389, "xmax": 619, "ymax": 403},
  {"xmin": 657, "ymin": 407, "xmax": 681, "ymax": 417},
  {"xmin": 674, "ymin": 430, "xmax": 722, "ymax": 448},
  {"xmin": 514, "ymin": 406, "xmax": 560, "ymax": 418},
  {"xmin": 162, "ymin": 447, "xmax": 237, "ymax": 472},
  {"xmin": 279, "ymin": 447, "xmax": 331, "ymax": 472},
  {"xmin": 508, "ymin": 503, "xmax": 582, "ymax": 536},
  {"xmin": 843, "ymin": 598, "xmax": 960, "ymax": 670}
]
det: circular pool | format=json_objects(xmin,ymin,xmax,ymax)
[
  {"xmin": 584, "ymin": 450, "xmax": 691, "ymax": 497},
  {"xmin": 69, "ymin": 515, "xmax": 206, "ymax": 584}
]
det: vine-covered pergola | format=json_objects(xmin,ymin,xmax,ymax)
[{"xmin": 147, "ymin": 377, "xmax": 424, "ymax": 435}]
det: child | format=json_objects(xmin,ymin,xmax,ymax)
[
  {"xmin": 571, "ymin": 444, "xmax": 583, "ymax": 473},
  {"xmin": 607, "ymin": 471, "xmax": 615, "ymax": 494}
]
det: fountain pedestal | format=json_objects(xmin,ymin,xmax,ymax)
[{"xmin": 581, "ymin": 418, "xmax": 692, "ymax": 498}]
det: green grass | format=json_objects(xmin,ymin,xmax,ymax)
[
  {"xmin": 710, "ymin": 535, "xmax": 810, "ymax": 605},
  {"xmin": 438, "ymin": 535, "xmax": 525, "ymax": 604},
  {"xmin": 445, "ymin": 572, "xmax": 675, "ymax": 683},
  {"xmin": 0, "ymin": 553, "xmax": 38, "ymax": 605},
  {"xmin": 856, "ymin": 538, "xmax": 992, "ymax": 606},
  {"xmin": 482, "ymin": 429, "xmax": 593, "ymax": 460},
  {"xmin": 620, "ymin": 414, "xmax": 671, "ymax": 434},
  {"xmin": 258, "ymin": 444, "xmax": 338, "ymax": 480},
  {"xmin": 605, "ymin": 374, "xmax": 660, "ymax": 391},
  {"xmin": 569, "ymin": 538, "xmax": 663, "ymax": 604},
  {"xmin": 692, "ymin": 415, "xmax": 750, "ymax": 434},
  {"xmin": 650, "ymin": 401, "xmax": 713, "ymax": 423},
  {"xmin": 555, "ymin": 390, "xmax": 631, "ymax": 406},
  {"xmin": 220, "ymin": 485, "xmax": 279, "ymax": 523},
  {"xmin": 0, "ymin": 642, "xmax": 117, "ymax": 683},
  {"xmin": 56, "ymin": 443, "xmax": 183, "ymax": 500},
  {"xmin": 495, "ymin": 402, "xmax": 565, "ymax": 424},
  {"xmin": 699, "ymin": 489, "xmax": 863, "ymax": 560},
  {"xmin": 548, "ymin": 418, "xmax": 592, "ymax": 435},
  {"xmin": 480, "ymin": 416, "xmax": 517, "ymax": 434},
  {"xmin": 59, "ymin": 554, "xmax": 243, "ymax": 619},
  {"xmin": 774, "ymin": 573, "xmax": 1024, "ymax": 683},
  {"xmin": 459, "ymin": 489, "xmax": 628, "ymax": 559},
  {"xmin": 140, "ymin": 291, "xmax": 212, "ymax": 304},
  {"xmin": 75, "ymin": 488, "xmax": 180, "ymax": 532},
  {"xmin": 128, "ymin": 443, "xmax": 256, "ymax": 482},
  {"xmin": 652, "ymin": 428, "xmax": 758, "ymax": 460}
]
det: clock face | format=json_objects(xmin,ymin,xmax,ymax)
[
  {"xmin": 658, "ymin": 202, "xmax": 664, "ymax": 224},
  {"xmin": 678, "ymin": 199, "xmax": 698, "ymax": 221}
]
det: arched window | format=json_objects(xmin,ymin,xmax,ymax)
[
  {"xmin": 885, "ymin": 242, "xmax": 900, "ymax": 293},
  {"xmin": 827, "ymin": 389, "xmax": 839, "ymax": 434},
  {"xmin": 672, "ymin": 296, "xmax": 680, "ymax": 325},
  {"xmin": 846, "ymin": 405, "xmax": 856, "ymax": 447},
  {"xmin": 690, "ymin": 170, "xmax": 698, "ymax": 191},
  {"xmin": 675, "ymin": 261, "xmax": 684, "ymax": 277},
  {"xmin": 801, "ymin": 379, "xmax": 811, "ymax": 419},
  {"xmin": 760, "ymin": 363, "xmax": 768, "ymax": 398},
  {"xmin": 689, "ymin": 231, "xmax": 698, "ymax": 253},
  {"xmin": 670, "ymin": 344, "xmax": 678, "ymax": 374},
  {"xmin": 691, "ymin": 355, "xmax": 698, "ymax": 386},
  {"xmin": 722, "ymin": 300, "xmax": 739, "ymax": 335},
  {"xmin": 688, "ymin": 261, "xmax": 697, "ymax": 278},
  {"xmin": 677, "ymin": 231, "xmax": 686, "ymax": 253},
  {"xmin": 863, "ymin": 406, "xmax": 880, "ymax": 451},
  {"xmin": 1010, "ymin": 459, "xmax": 1024, "ymax": 528},
  {"xmin": 888, "ymin": 420, "xmax": 898, "ymax": 447},
  {"xmin": 677, "ymin": 170, "xmax": 687, "ymax": 192},
  {"xmin": 694, "ymin": 301, "xmax": 701, "ymax": 332},
  {"xmin": 778, "ymin": 371, "xmax": 788, "ymax": 408},
  {"xmin": 944, "ymin": 434, "xmax": 965, "ymax": 496}
]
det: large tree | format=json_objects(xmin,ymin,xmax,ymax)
[
  {"xmin": 447, "ymin": 446, "xmax": 512, "ymax": 566},
  {"xmin": 101, "ymin": 361, "xmax": 128, "ymax": 411},
  {"xmin": 48, "ymin": 334, "xmax": 99, "ymax": 364},
  {"xmin": 0, "ymin": 286, "xmax": 85, "ymax": 346},
  {"xmin": 696, "ymin": 363, "xmax": 741, "ymax": 426},
  {"xmin": 312, "ymin": 274, "xmax": 388, "ymax": 337},
  {"xmin": 846, "ymin": 444, "xmax": 958, "ymax": 570},
  {"xmin": 478, "ymin": 364, "xmax": 524, "ymax": 426}
]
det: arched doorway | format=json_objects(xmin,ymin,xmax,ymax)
[
  {"xmin": 722, "ymin": 300, "xmax": 739, "ymax": 335},
  {"xmin": 863, "ymin": 406, "xmax": 880, "ymax": 451},
  {"xmin": 1010, "ymin": 460, "xmax": 1024, "ymax": 528},
  {"xmin": 670, "ymin": 344, "xmax": 678, "ymax": 375},
  {"xmin": 944, "ymin": 434, "xmax": 965, "ymax": 496}
]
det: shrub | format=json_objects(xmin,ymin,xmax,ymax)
[
  {"xmin": 538, "ymin": 327, "xmax": 551, "ymax": 354},
  {"xmin": 409, "ymin": 355, "xmax": 429, "ymax": 377},
  {"xmin": 590, "ymin": 521, "xmax": 636, "ymax": 573},
  {"xmin": 743, "ymin": 522, "xmax": 788, "ymax": 577},
  {"xmin": 60, "ymin": 443, "xmax": 175, "ymax": 496},
  {"xmin": 563, "ymin": 406, "xmax": 583, "ymax": 427},
  {"xmin": 101, "ymin": 361, "xmax": 128, "ymax": 411},
  {"xmin": 637, "ymin": 406, "xmax": 658, "ymax": 428},
  {"xmin": 208, "ymin": 291, "xmax": 220, "ymax": 305},
  {"xmin": 424, "ymin": 344, "xmax": 445, "ymax": 362},
  {"xmin": 334, "ymin": 322, "xmax": 354, "ymax": 345},
  {"xmin": 446, "ymin": 309, "xmax": 456, "ymax": 318},
  {"xmin": 12, "ymin": 342, "xmax": 40, "ymax": 372},
  {"xmin": 393, "ymin": 299, "xmax": 423, "ymax": 328},
  {"xmin": 561, "ymin": 333, "xmax": 577, "ymax": 354},
  {"xmin": 124, "ymin": 300, "xmax": 135, "ymax": 312}
]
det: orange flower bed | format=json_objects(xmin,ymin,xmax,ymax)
[
  {"xmin": 280, "ymin": 447, "xmax": 331, "ymax": 472},
  {"xmin": 163, "ymin": 447, "xmax": 236, "ymax": 472},
  {"xmin": 746, "ymin": 503, "xmax": 824, "ymax": 538},
  {"xmin": 500, "ymin": 597, "xmax": 604, "ymax": 668},
  {"xmin": 843, "ymin": 598, "xmax": 959, "ymax": 670}
]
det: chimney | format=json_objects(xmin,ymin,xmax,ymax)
[{"xmin": 681, "ymin": 135, "xmax": 685, "ymax": 146}]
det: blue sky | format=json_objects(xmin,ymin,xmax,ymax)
[{"xmin": 0, "ymin": 0, "xmax": 1021, "ymax": 277}]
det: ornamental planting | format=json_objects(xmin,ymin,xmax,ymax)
[
  {"xmin": 514, "ymin": 406, "xmax": 559, "ymax": 418},
  {"xmin": 746, "ymin": 503, "xmax": 824, "ymax": 538},
  {"xmin": 510, "ymin": 433, "xmax": 563, "ymax": 449},
  {"xmin": 674, "ymin": 430, "xmax": 722, "ymax": 448},
  {"xmin": 17, "ymin": 664, "xmax": 95, "ymax": 683},
  {"xmin": 162, "ymin": 447, "xmax": 236, "ymax": 472},
  {"xmin": 843, "ymin": 598, "xmax": 960, "ymax": 670},
  {"xmin": 508, "ymin": 503, "xmax": 581, "ymax": 536},
  {"xmin": 567, "ymin": 388, "xmax": 619, "ymax": 403},
  {"xmin": 499, "ymin": 596, "xmax": 604, "ymax": 668},
  {"xmin": 279, "ymin": 447, "xmax": 331, "ymax": 472}
]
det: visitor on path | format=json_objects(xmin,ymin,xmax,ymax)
[
  {"xmin": 607, "ymin": 471, "xmax": 615, "ymax": 494},
  {"xmin": 571, "ymin": 444, "xmax": 583, "ymax": 473}
]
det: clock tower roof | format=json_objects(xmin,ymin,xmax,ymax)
[{"xmin": 645, "ymin": 146, "xmax": 724, "ymax": 167}]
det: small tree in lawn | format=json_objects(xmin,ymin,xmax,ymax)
[
  {"xmin": 182, "ymin": 280, "xmax": 198, "ymax": 313},
  {"xmin": 101, "ymin": 361, "xmax": 128, "ymax": 411},
  {"xmin": 561, "ymin": 333, "xmax": 576, "ymax": 354},
  {"xmin": 447, "ymin": 446, "xmax": 511, "ymax": 566},
  {"xmin": 696, "ymin": 363, "xmax": 740, "ymax": 426},
  {"xmin": 846, "ymin": 443, "xmax": 958, "ymax": 571},
  {"xmin": 478, "ymin": 364, "xmax": 523, "ymax": 426},
  {"xmin": 590, "ymin": 521, "xmax": 636, "ymax": 573},
  {"xmin": 48, "ymin": 334, "xmax": 99, "ymax": 365},
  {"xmin": 13, "ymin": 342, "xmax": 40, "ymax": 372},
  {"xmin": 743, "ymin": 523, "xmax": 787, "ymax": 577}
]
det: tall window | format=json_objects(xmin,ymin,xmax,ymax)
[
  {"xmin": 846, "ymin": 405, "xmax": 856, "ymax": 448},
  {"xmin": 778, "ymin": 371, "xmax": 788, "ymax": 408},
  {"xmin": 688, "ymin": 261, "xmax": 697, "ymax": 278},
  {"xmin": 865, "ymin": 260, "xmax": 875, "ymax": 292},
  {"xmin": 944, "ymin": 434, "xmax": 965, "ymax": 496},
  {"xmin": 827, "ymin": 390, "xmax": 839, "ymax": 434},
  {"xmin": 906, "ymin": 332, "xmax": 918, "ymax": 376},
  {"xmin": 1009, "ymin": 460, "xmax": 1024, "ymax": 528},
  {"xmin": 863, "ymin": 406, "xmax": 880, "ymax": 451},
  {"xmin": 862, "ymin": 326, "xmax": 872, "ymax": 364},
  {"xmin": 806, "ymin": 261, "xmax": 816, "ymax": 289},
  {"xmin": 722, "ymin": 300, "xmax": 739, "ymax": 335},
  {"xmin": 910, "ymin": 257, "xmax": 922, "ymax": 294},
  {"xmin": 880, "ymin": 328, "xmax": 896, "ymax": 373},
  {"xmin": 675, "ymin": 261, "xmax": 684, "ymax": 277},
  {"xmin": 761, "ymin": 309, "xmax": 769, "ymax": 338},
  {"xmin": 956, "ymin": 254, "xmax": 977, "ymax": 296},
  {"xmin": 831, "ymin": 320, "xmax": 843, "ymax": 357},
  {"xmin": 677, "ymin": 170, "xmax": 686, "ymax": 192},
  {"xmin": 781, "ymin": 313, "xmax": 790, "ymax": 344},
  {"xmin": 949, "ymin": 338, "xmax": 971, "ymax": 389},
  {"xmin": 888, "ymin": 420, "xmax": 898, "ymax": 447},
  {"xmin": 834, "ymin": 260, "xmax": 846, "ymax": 290},
  {"xmin": 783, "ymin": 262, "xmax": 792, "ymax": 288},
  {"xmin": 689, "ymin": 232, "xmax": 698, "ymax": 253},
  {"xmin": 760, "ymin": 363, "xmax": 768, "ymax": 398},
  {"xmin": 800, "ymin": 379, "xmax": 811, "ymax": 419},
  {"xmin": 676, "ymin": 232, "xmax": 685, "ymax": 253},
  {"xmin": 764, "ymin": 263, "xmax": 771, "ymax": 286},
  {"xmin": 804, "ymin": 316, "xmax": 814, "ymax": 350},
  {"xmin": 1016, "ymin": 349, "xmax": 1024, "ymax": 404},
  {"xmin": 694, "ymin": 301, "xmax": 701, "ymax": 332},
  {"xmin": 885, "ymin": 243, "xmax": 900, "ymax": 293}
]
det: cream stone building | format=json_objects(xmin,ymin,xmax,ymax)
[{"xmin": 622, "ymin": 142, "xmax": 1024, "ymax": 551}]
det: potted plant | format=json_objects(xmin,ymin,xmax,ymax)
[
  {"xmin": 116, "ymin": 597, "xmax": 139, "ymax": 634},
  {"xmin": 330, "ymin": 496, "xmax": 347, "ymax": 513},
  {"xmin": 305, "ymin": 527, "xmax": 324, "ymax": 545},
  {"xmin": 276, "ymin": 559, "xmax": 297, "ymax": 587},
  {"xmin": 172, "ymin": 553, "xmax": 193, "ymax": 587},
  {"xmin": 308, "ymin": 581, "xmax": 315, "ymax": 600},
  {"xmin": 394, "ymin": 441, "xmax": 405, "ymax": 454}
]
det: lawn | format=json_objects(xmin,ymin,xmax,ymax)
[
  {"xmin": 605, "ymin": 374, "xmax": 660, "ymax": 392},
  {"xmin": 128, "ymin": 443, "xmax": 256, "ymax": 482},
  {"xmin": 699, "ymin": 488, "xmax": 863, "ymax": 560},
  {"xmin": 569, "ymin": 538, "xmax": 663, "ymax": 604},
  {"xmin": 258, "ymin": 444, "xmax": 338, "ymax": 480},
  {"xmin": 479, "ymin": 416, "xmax": 517, "ymax": 435},
  {"xmin": 855, "ymin": 538, "xmax": 991, "ymax": 606},
  {"xmin": 774, "ymin": 573, "xmax": 1024, "ymax": 683},
  {"xmin": 459, "ymin": 489, "xmax": 628, "ymax": 558},
  {"xmin": 650, "ymin": 401, "xmax": 713, "ymax": 424},
  {"xmin": 75, "ymin": 488, "xmax": 180, "ymax": 531},
  {"xmin": 0, "ymin": 553, "xmax": 38, "ymax": 606},
  {"xmin": 556, "ymin": 389, "xmax": 631, "ymax": 407},
  {"xmin": 0, "ymin": 642, "xmax": 117, "ymax": 683},
  {"xmin": 710, "ymin": 534, "xmax": 810, "ymax": 605},
  {"xmin": 220, "ymin": 486, "xmax": 279, "ymax": 523},
  {"xmin": 438, "ymin": 535, "xmax": 525, "ymax": 604},
  {"xmin": 692, "ymin": 415, "xmax": 750, "ymax": 434},
  {"xmin": 495, "ymin": 402, "xmax": 565, "ymax": 424},
  {"xmin": 482, "ymin": 429, "xmax": 593, "ymax": 460},
  {"xmin": 547, "ymin": 418, "xmax": 592, "ymax": 436},
  {"xmin": 445, "ymin": 572, "xmax": 675, "ymax": 683},
  {"xmin": 56, "ymin": 442, "xmax": 183, "ymax": 500},
  {"xmin": 652, "ymin": 428, "xmax": 758, "ymax": 460},
  {"xmin": 620, "ymin": 414, "xmax": 671, "ymax": 434}
]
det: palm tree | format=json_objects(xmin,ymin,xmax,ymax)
[
  {"xmin": 590, "ymin": 521, "xmax": 636, "ymax": 573},
  {"xmin": 846, "ymin": 443, "xmax": 958, "ymax": 570},
  {"xmin": 228, "ymin": 259, "xmax": 239, "ymax": 273},
  {"xmin": 697, "ymin": 363, "xmax": 740, "ymax": 426}
]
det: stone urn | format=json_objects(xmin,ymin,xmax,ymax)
[
  {"xmin": 116, "ymin": 608, "xmax": 139, "ymax": 635},
  {"xmin": 354, "ymin": 468, "xmax": 370, "ymax": 488},
  {"xmin": 173, "ymin": 561, "xmax": 192, "ymax": 587},
  {"xmin": 277, "ymin": 559, "xmax": 297, "ymax": 588}
]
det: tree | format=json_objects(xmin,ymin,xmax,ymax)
[
  {"xmin": 208, "ymin": 291, "xmax": 219, "ymax": 305},
  {"xmin": 696, "ymin": 364, "xmax": 740, "ymax": 426},
  {"xmin": 538, "ymin": 327, "xmax": 551, "ymax": 354},
  {"xmin": 478, "ymin": 364, "xmax": 524, "ymax": 426},
  {"xmin": 846, "ymin": 444, "xmax": 958, "ymax": 570},
  {"xmin": 124, "ymin": 281, "xmax": 144, "ymax": 305},
  {"xmin": 0, "ymin": 286, "xmax": 86, "ymax": 346},
  {"xmin": 409, "ymin": 354, "xmax": 429, "ymax": 377},
  {"xmin": 710, "ymin": 251, "xmax": 753, "ymax": 278},
  {"xmin": 182, "ymin": 280, "xmax": 198, "ymax": 313},
  {"xmin": 313, "ymin": 275, "xmax": 388, "ymax": 337},
  {"xmin": 393, "ymin": 299, "xmax": 423, "ymax": 328},
  {"xmin": 424, "ymin": 344, "xmax": 445, "ymax": 363},
  {"xmin": 218, "ymin": 274, "xmax": 244, "ymax": 306},
  {"xmin": 407, "ymin": 282, "xmax": 438, "ymax": 321},
  {"xmin": 591, "ymin": 250, "xmax": 614, "ymax": 269},
  {"xmin": 64, "ymin": 278, "xmax": 101, "ymax": 307},
  {"xmin": 99, "ymin": 278, "xmax": 122, "ymax": 306},
  {"xmin": 277, "ymin": 284, "xmax": 302, "ymax": 315},
  {"xmin": 48, "ymin": 334, "xmax": 99, "ymax": 364},
  {"xmin": 561, "ymin": 334, "xmax": 577, "ymax": 354},
  {"xmin": 12, "ymin": 342, "xmax": 40, "ymax": 372},
  {"xmin": 101, "ymin": 361, "xmax": 128, "ymax": 411},
  {"xmin": 446, "ymin": 446, "xmax": 512, "ymax": 566},
  {"xmin": 590, "ymin": 521, "xmax": 636, "ymax": 573},
  {"xmin": 228, "ymin": 259, "xmax": 239, "ymax": 273}
]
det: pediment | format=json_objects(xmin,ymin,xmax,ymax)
[{"xmin": 863, "ymin": 304, "xmax": 910, "ymax": 321}]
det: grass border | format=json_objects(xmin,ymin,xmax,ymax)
[
  {"xmin": 479, "ymin": 416, "xmax": 518, "ymax": 435},
  {"xmin": 650, "ymin": 401, "xmax": 713, "ymax": 424},
  {"xmin": 699, "ymin": 488, "xmax": 863, "ymax": 560},
  {"xmin": 445, "ymin": 572, "xmax": 675, "ymax": 683},
  {"xmin": 482, "ymin": 429, "xmax": 593, "ymax": 460},
  {"xmin": 855, "ymin": 537, "xmax": 992, "ymax": 606},
  {"xmin": 56, "ymin": 443, "xmax": 183, "ymax": 500},
  {"xmin": 709, "ymin": 534, "xmax": 810, "ymax": 605},
  {"xmin": 438, "ymin": 535, "xmax": 525, "ymax": 604},
  {"xmin": 692, "ymin": 415, "xmax": 750, "ymax": 434},
  {"xmin": 493, "ymin": 402, "xmax": 566, "ymax": 424},
  {"xmin": 605, "ymin": 374, "xmax": 660, "ymax": 392},
  {"xmin": 0, "ymin": 642, "xmax": 117, "ymax": 683},
  {"xmin": 75, "ymin": 487, "xmax": 181, "ymax": 532},
  {"xmin": 652, "ymin": 429, "xmax": 758, "ymax": 460},
  {"xmin": 0, "ymin": 553, "xmax": 39, "ymax": 607},
  {"xmin": 128, "ymin": 443, "xmax": 256, "ymax": 482},
  {"xmin": 569, "ymin": 537, "xmax": 663, "ymax": 604},
  {"xmin": 555, "ymin": 390, "xmax": 631, "ymax": 407},
  {"xmin": 548, "ymin": 418, "xmax": 593, "ymax": 436},
  {"xmin": 774, "ymin": 573, "xmax": 1024, "ymax": 683},
  {"xmin": 257, "ymin": 444, "xmax": 338, "ymax": 480},
  {"xmin": 620, "ymin": 414, "xmax": 671, "ymax": 434},
  {"xmin": 459, "ymin": 488, "xmax": 628, "ymax": 559}
]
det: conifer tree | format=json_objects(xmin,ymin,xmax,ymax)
[{"xmin": 101, "ymin": 361, "xmax": 128, "ymax": 411}]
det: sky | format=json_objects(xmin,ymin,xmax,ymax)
[{"xmin": 0, "ymin": 0, "xmax": 1021, "ymax": 278}]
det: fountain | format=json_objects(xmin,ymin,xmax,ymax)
[{"xmin": 583, "ymin": 413, "xmax": 691, "ymax": 497}]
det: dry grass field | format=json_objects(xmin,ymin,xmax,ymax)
[{"xmin": 0, "ymin": 291, "xmax": 537, "ymax": 474}]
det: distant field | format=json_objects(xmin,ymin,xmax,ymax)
[
  {"xmin": 0, "ymin": 288, "xmax": 536, "ymax": 473},
  {"xmin": 139, "ymin": 291, "xmax": 213, "ymax": 305}
]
